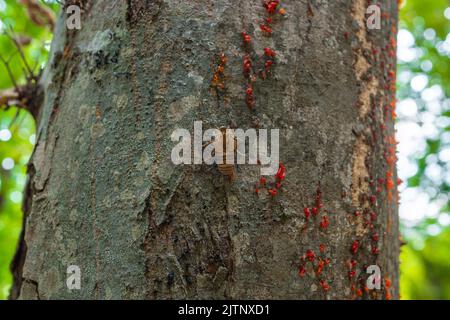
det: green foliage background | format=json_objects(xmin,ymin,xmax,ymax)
[
  {"xmin": 397, "ymin": 0, "xmax": 450, "ymax": 300},
  {"xmin": 0, "ymin": 0, "xmax": 449, "ymax": 299}
]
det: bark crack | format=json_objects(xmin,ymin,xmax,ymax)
[
  {"xmin": 23, "ymin": 278, "xmax": 41, "ymax": 300},
  {"xmin": 351, "ymin": 0, "xmax": 378, "ymax": 118}
]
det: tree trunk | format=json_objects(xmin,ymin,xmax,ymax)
[{"xmin": 11, "ymin": 0, "xmax": 399, "ymax": 300}]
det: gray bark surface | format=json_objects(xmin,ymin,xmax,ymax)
[{"xmin": 11, "ymin": 0, "xmax": 399, "ymax": 299}]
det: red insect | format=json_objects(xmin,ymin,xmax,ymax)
[
  {"xmin": 385, "ymin": 278, "xmax": 391, "ymax": 289},
  {"xmin": 351, "ymin": 240, "xmax": 359, "ymax": 255},
  {"xmin": 264, "ymin": 47, "xmax": 276, "ymax": 58},
  {"xmin": 263, "ymin": 0, "xmax": 280, "ymax": 13},
  {"xmin": 305, "ymin": 249, "xmax": 315, "ymax": 262},
  {"xmin": 356, "ymin": 288, "xmax": 363, "ymax": 297},
  {"xmin": 372, "ymin": 246, "xmax": 380, "ymax": 255},
  {"xmin": 304, "ymin": 207, "xmax": 311, "ymax": 220},
  {"xmin": 385, "ymin": 291, "xmax": 392, "ymax": 300},
  {"xmin": 298, "ymin": 265, "xmax": 306, "ymax": 277},
  {"xmin": 260, "ymin": 24, "xmax": 273, "ymax": 34},
  {"xmin": 372, "ymin": 233, "xmax": 379, "ymax": 242},
  {"xmin": 370, "ymin": 212, "xmax": 377, "ymax": 221},
  {"xmin": 211, "ymin": 53, "xmax": 228, "ymax": 90},
  {"xmin": 245, "ymin": 84, "xmax": 255, "ymax": 109},
  {"xmin": 243, "ymin": 55, "xmax": 252, "ymax": 77},
  {"xmin": 389, "ymin": 38, "xmax": 397, "ymax": 48},
  {"xmin": 216, "ymin": 65, "xmax": 225, "ymax": 74},
  {"xmin": 319, "ymin": 279, "xmax": 330, "ymax": 292},
  {"xmin": 242, "ymin": 31, "xmax": 251, "ymax": 43},
  {"xmin": 316, "ymin": 259, "xmax": 325, "ymax": 276},
  {"xmin": 275, "ymin": 163, "xmax": 286, "ymax": 181},
  {"xmin": 319, "ymin": 244, "xmax": 326, "ymax": 253},
  {"xmin": 386, "ymin": 177, "xmax": 394, "ymax": 190},
  {"xmin": 320, "ymin": 216, "xmax": 329, "ymax": 229}
]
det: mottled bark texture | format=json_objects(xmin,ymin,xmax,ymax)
[{"xmin": 11, "ymin": 0, "xmax": 399, "ymax": 299}]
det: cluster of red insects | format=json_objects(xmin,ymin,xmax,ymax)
[
  {"xmin": 340, "ymin": 2, "xmax": 400, "ymax": 300},
  {"xmin": 260, "ymin": 0, "xmax": 286, "ymax": 34},
  {"xmin": 241, "ymin": 0, "xmax": 286, "ymax": 109},
  {"xmin": 353, "ymin": 207, "xmax": 381, "ymax": 250},
  {"xmin": 347, "ymin": 239, "xmax": 385, "ymax": 298},
  {"xmin": 381, "ymin": 23, "xmax": 398, "ymax": 300},
  {"xmin": 211, "ymin": 53, "xmax": 228, "ymax": 91},
  {"xmin": 347, "ymin": 208, "xmax": 382, "ymax": 297},
  {"xmin": 208, "ymin": 3, "xmax": 289, "ymax": 195},
  {"xmin": 303, "ymin": 187, "xmax": 329, "ymax": 231},
  {"xmin": 346, "ymin": 196, "xmax": 387, "ymax": 297},
  {"xmin": 347, "ymin": 239, "xmax": 359, "ymax": 288},
  {"xmin": 207, "ymin": 1, "xmax": 398, "ymax": 299},
  {"xmin": 255, "ymin": 162, "xmax": 286, "ymax": 197},
  {"xmin": 298, "ymin": 187, "xmax": 332, "ymax": 293},
  {"xmin": 384, "ymin": 135, "xmax": 398, "ymax": 203},
  {"xmin": 297, "ymin": 4, "xmax": 400, "ymax": 298},
  {"xmin": 298, "ymin": 245, "xmax": 332, "ymax": 292},
  {"xmin": 369, "ymin": 20, "xmax": 400, "ymax": 205}
]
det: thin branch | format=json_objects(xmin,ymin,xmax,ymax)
[
  {"xmin": 0, "ymin": 83, "xmax": 42, "ymax": 120},
  {"xmin": 0, "ymin": 53, "xmax": 19, "ymax": 89},
  {"xmin": 8, "ymin": 108, "xmax": 22, "ymax": 130},
  {"xmin": 0, "ymin": 87, "xmax": 20, "ymax": 106},
  {"xmin": 31, "ymin": 39, "xmax": 49, "ymax": 74},
  {"xmin": 4, "ymin": 28, "xmax": 34, "ymax": 78},
  {"xmin": 19, "ymin": 0, "xmax": 56, "ymax": 30}
]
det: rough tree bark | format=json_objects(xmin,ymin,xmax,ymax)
[{"xmin": 10, "ymin": 0, "xmax": 399, "ymax": 299}]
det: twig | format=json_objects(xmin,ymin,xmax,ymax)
[
  {"xmin": 19, "ymin": 0, "xmax": 55, "ymax": 30},
  {"xmin": 5, "ymin": 28, "xmax": 34, "ymax": 78},
  {"xmin": 8, "ymin": 108, "xmax": 22, "ymax": 130},
  {"xmin": 0, "ymin": 53, "xmax": 19, "ymax": 89},
  {"xmin": 0, "ymin": 87, "xmax": 19, "ymax": 106}
]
